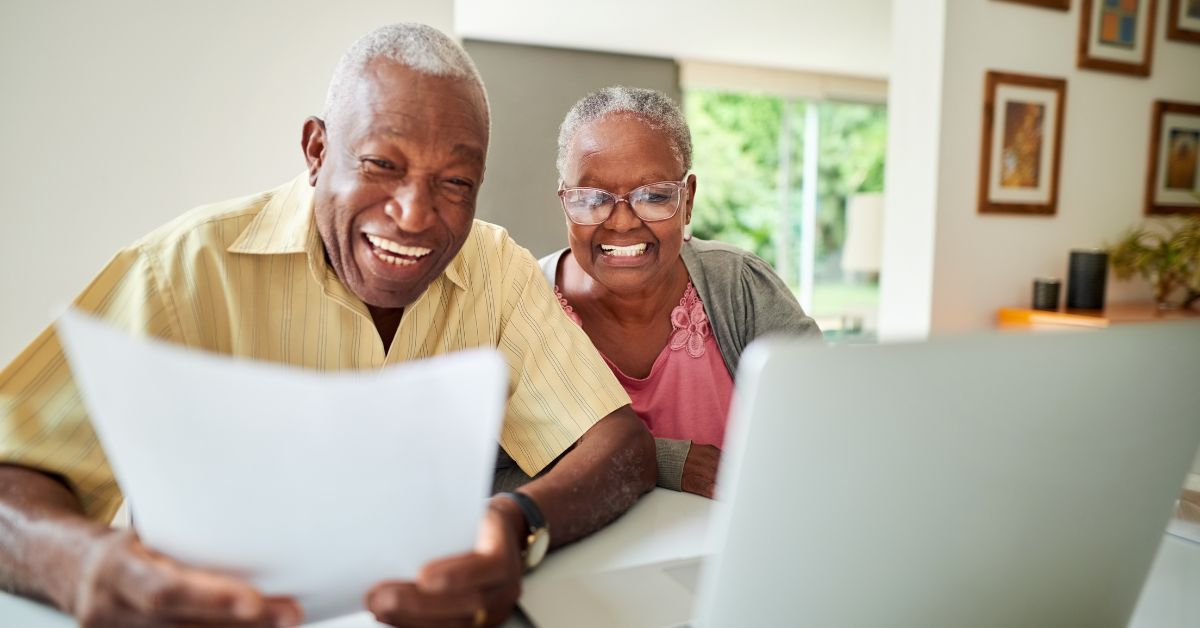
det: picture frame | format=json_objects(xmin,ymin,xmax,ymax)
[
  {"xmin": 978, "ymin": 71, "xmax": 1068, "ymax": 216},
  {"xmin": 993, "ymin": 0, "xmax": 1070, "ymax": 9},
  {"xmin": 1078, "ymin": 0, "xmax": 1158, "ymax": 76},
  {"xmin": 1167, "ymin": 0, "xmax": 1200, "ymax": 43},
  {"xmin": 1145, "ymin": 100, "xmax": 1200, "ymax": 215}
]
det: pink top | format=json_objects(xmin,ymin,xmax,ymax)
[{"xmin": 555, "ymin": 282, "xmax": 734, "ymax": 447}]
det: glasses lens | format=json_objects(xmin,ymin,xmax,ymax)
[
  {"xmin": 561, "ymin": 188, "xmax": 614, "ymax": 224},
  {"xmin": 629, "ymin": 182, "xmax": 682, "ymax": 221}
]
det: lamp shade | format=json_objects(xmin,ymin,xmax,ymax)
[{"xmin": 841, "ymin": 192, "xmax": 884, "ymax": 273}]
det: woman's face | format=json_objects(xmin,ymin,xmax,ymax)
[{"xmin": 561, "ymin": 114, "xmax": 696, "ymax": 295}]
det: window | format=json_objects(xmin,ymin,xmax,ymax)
[{"xmin": 685, "ymin": 88, "xmax": 887, "ymax": 337}]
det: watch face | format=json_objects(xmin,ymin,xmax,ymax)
[{"xmin": 526, "ymin": 529, "xmax": 550, "ymax": 569}]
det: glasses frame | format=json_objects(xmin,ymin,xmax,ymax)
[{"xmin": 557, "ymin": 178, "xmax": 690, "ymax": 226}]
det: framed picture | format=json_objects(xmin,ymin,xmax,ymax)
[
  {"xmin": 1145, "ymin": 100, "xmax": 1200, "ymax": 215},
  {"xmin": 1167, "ymin": 0, "xmax": 1200, "ymax": 43},
  {"xmin": 978, "ymin": 71, "xmax": 1067, "ymax": 215},
  {"xmin": 993, "ymin": 0, "xmax": 1070, "ymax": 9},
  {"xmin": 1077, "ymin": 0, "xmax": 1158, "ymax": 76}
]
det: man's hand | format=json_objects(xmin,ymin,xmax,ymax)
[
  {"xmin": 681, "ymin": 444, "xmax": 721, "ymax": 499},
  {"xmin": 69, "ymin": 529, "xmax": 303, "ymax": 628},
  {"xmin": 0, "ymin": 465, "xmax": 302, "ymax": 628},
  {"xmin": 367, "ymin": 498, "xmax": 523, "ymax": 627},
  {"xmin": 367, "ymin": 405, "xmax": 654, "ymax": 627}
]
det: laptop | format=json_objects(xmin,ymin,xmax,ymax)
[
  {"xmin": 522, "ymin": 322, "xmax": 1200, "ymax": 628},
  {"xmin": 699, "ymin": 322, "xmax": 1200, "ymax": 628}
]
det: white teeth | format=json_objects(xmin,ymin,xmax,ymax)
[
  {"xmin": 600, "ymin": 243, "xmax": 648, "ymax": 257},
  {"xmin": 366, "ymin": 234, "xmax": 432, "ymax": 257},
  {"xmin": 366, "ymin": 234, "xmax": 426, "ymax": 266},
  {"xmin": 372, "ymin": 248, "xmax": 418, "ymax": 265}
]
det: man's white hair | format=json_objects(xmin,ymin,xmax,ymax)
[
  {"xmin": 323, "ymin": 23, "xmax": 489, "ymax": 124},
  {"xmin": 556, "ymin": 86, "xmax": 692, "ymax": 179}
]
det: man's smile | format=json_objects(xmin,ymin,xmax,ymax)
[{"xmin": 364, "ymin": 233, "xmax": 433, "ymax": 266}]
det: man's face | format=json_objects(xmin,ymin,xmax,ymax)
[{"xmin": 304, "ymin": 60, "xmax": 488, "ymax": 310}]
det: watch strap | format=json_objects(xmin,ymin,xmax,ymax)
[{"xmin": 498, "ymin": 491, "xmax": 546, "ymax": 531}]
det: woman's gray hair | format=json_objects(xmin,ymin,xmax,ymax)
[
  {"xmin": 556, "ymin": 86, "xmax": 692, "ymax": 179},
  {"xmin": 323, "ymin": 23, "xmax": 489, "ymax": 124}
]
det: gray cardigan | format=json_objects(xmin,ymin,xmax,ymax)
[{"xmin": 535, "ymin": 238, "xmax": 822, "ymax": 491}]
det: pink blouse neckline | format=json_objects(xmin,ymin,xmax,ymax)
[
  {"xmin": 553, "ymin": 278, "xmax": 734, "ymax": 447},
  {"xmin": 554, "ymin": 282, "xmax": 712, "ymax": 382}
]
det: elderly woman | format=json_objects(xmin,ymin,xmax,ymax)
[{"xmin": 539, "ymin": 87, "xmax": 821, "ymax": 498}]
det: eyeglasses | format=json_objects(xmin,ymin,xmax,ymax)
[{"xmin": 558, "ymin": 179, "xmax": 688, "ymax": 226}]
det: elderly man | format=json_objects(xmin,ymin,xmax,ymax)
[{"xmin": 0, "ymin": 23, "xmax": 654, "ymax": 628}]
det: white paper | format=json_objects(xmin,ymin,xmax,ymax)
[{"xmin": 55, "ymin": 309, "xmax": 507, "ymax": 622}]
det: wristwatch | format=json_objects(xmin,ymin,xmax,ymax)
[{"xmin": 498, "ymin": 491, "xmax": 550, "ymax": 571}]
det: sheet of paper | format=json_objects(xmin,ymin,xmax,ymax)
[{"xmin": 56, "ymin": 309, "xmax": 507, "ymax": 622}]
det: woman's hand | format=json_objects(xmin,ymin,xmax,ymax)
[{"xmin": 681, "ymin": 444, "xmax": 721, "ymax": 499}]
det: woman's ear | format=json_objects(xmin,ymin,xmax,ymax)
[{"xmin": 685, "ymin": 173, "xmax": 697, "ymax": 225}]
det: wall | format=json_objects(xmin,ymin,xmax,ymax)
[
  {"xmin": 877, "ymin": 0, "xmax": 947, "ymax": 342},
  {"xmin": 463, "ymin": 40, "xmax": 681, "ymax": 257},
  {"xmin": 0, "ymin": 0, "xmax": 454, "ymax": 363},
  {"xmin": 929, "ymin": 0, "xmax": 1200, "ymax": 333},
  {"xmin": 455, "ymin": 0, "xmax": 891, "ymax": 79}
]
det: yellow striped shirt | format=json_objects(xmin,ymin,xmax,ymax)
[{"xmin": 0, "ymin": 174, "xmax": 630, "ymax": 523}]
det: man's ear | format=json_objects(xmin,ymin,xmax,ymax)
[{"xmin": 301, "ymin": 117, "xmax": 327, "ymax": 186}]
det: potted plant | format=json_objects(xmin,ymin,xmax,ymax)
[{"xmin": 1107, "ymin": 217, "xmax": 1200, "ymax": 310}]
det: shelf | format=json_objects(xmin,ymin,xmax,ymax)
[{"xmin": 997, "ymin": 303, "xmax": 1200, "ymax": 330}]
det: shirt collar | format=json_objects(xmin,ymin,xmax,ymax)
[
  {"xmin": 227, "ymin": 172, "xmax": 468, "ymax": 292},
  {"xmin": 227, "ymin": 173, "xmax": 314, "ymax": 255}
]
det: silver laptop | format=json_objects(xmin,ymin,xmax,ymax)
[
  {"xmin": 699, "ymin": 322, "xmax": 1200, "ymax": 628},
  {"xmin": 522, "ymin": 322, "xmax": 1200, "ymax": 628}
]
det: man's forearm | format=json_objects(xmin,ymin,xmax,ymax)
[
  {"xmin": 0, "ymin": 464, "xmax": 106, "ymax": 611},
  {"xmin": 513, "ymin": 405, "xmax": 655, "ymax": 548}
]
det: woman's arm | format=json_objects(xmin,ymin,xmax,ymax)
[{"xmin": 657, "ymin": 437, "xmax": 720, "ymax": 498}]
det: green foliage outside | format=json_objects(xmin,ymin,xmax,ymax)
[
  {"xmin": 684, "ymin": 89, "xmax": 888, "ymax": 282},
  {"xmin": 684, "ymin": 91, "xmax": 795, "ymax": 268},
  {"xmin": 814, "ymin": 101, "xmax": 888, "ymax": 266}
]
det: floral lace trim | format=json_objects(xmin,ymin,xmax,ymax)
[
  {"xmin": 554, "ymin": 286, "xmax": 583, "ymax": 326},
  {"xmin": 553, "ymin": 282, "xmax": 711, "ymax": 358},
  {"xmin": 669, "ymin": 283, "xmax": 710, "ymax": 358}
]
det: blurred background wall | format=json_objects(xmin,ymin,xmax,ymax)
[{"xmin": 3, "ymin": 0, "xmax": 1198, "ymax": 371}]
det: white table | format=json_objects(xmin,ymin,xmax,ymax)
[{"xmin": 1, "ymin": 489, "xmax": 1196, "ymax": 627}]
